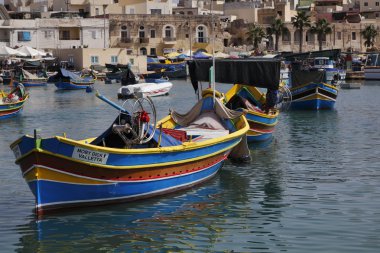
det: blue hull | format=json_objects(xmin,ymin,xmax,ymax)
[
  {"xmin": 27, "ymin": 162, "xmax": 222, "ymax": 210},
  {"xmin": 0, "ymin": 108, "xmax": 23, "ymax": 120},
  {"xmin": 14, "ymin": 81, "xmax": 47, "ymax": 87},
  {"xmin": 290, "ymin": 99, "xmax": 335, "ymax": 110},
  {"xmin": 290, "ymin": 82, "xmax": 338, "ymax": 110},
  {"xmin": 55, "ymin": 82, "xmax": 91, "ymax": 90},
  {"xmin": 247, "ymin": 132, "xmax": 273, "ymax": 142}
]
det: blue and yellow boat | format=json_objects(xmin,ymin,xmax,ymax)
[
  {"xmin": 10, "ymin": 93, "xmax": 249, "ymax": 214},
  {"xmin": 188, "ymin": 58, "xmax": 281, "ymax": 143},
  {"xmin": 224, "ymin": 85, "xmax": 279, "ymax": 142},
  {"xmin": 0, "ymin": 84, "xmax": 29, "ymax": 120},
  {"xmin": 49, "ymin": 68, "xmax": 96, "ymax": 90},
  {"xmin": 289, "ymin": 70, "xmax": 338, "ymax": 110}
]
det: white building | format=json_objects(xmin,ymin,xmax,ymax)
[{"xmin": 0, "ymin": 18, "xmax": 109, "ymax": 49}]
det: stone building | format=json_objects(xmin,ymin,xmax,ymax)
[{"xmin": 109, "ymin": 14, "xmax": 225, "ymax": 56}]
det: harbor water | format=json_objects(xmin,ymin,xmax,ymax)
[{"xmin": 0, "ymin": 80, "xmax": 379, "ymax": 252}]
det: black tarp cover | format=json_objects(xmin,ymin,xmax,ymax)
[
  {"xmin": 188, "ymin": 59, "xmax": 280, "ymax": 93},
  {"xmin": 291, "ymin": 70, "xmax": 325, "ymax": 87},
  {"xmin": 281, "ymin": 49, "xmax": 341, "ymax": 62}
]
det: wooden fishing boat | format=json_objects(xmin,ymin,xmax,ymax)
[
  {"xmin": 14, "ymin": 68, "xmax": 48, "ymax": 87},
  {"xmin": 288, "ymin": 70, "xmax": 338, "ymax": 110},
  {"xmin": 50, "ymin": 68, "xmax": 96, "ymax": 90},
  {"xmin": 10, "ymin": 92, "xmax": 249, "ymax": 214},
  {"xmin": 188, "ymin": 59, "xmax": 281, "ymax": 143},
  {"xmin": 224, "ymin": 85, "xmax": 279, "ymax": 142},
  {"xmin": 0, "ymin": 84, "xmax": 29, "ymax": 120}
]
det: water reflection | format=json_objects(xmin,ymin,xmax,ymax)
[{"xmin": 15, "ymin": 179, "xmax": 228, "ymax": 252}]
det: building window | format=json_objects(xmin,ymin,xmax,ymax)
[
  {"xmin": 337, "ymin": 31, "xmax": 341, "ymax": 40},
  {"xmin": 130, "ymin": 8, "xmax": 134, "ymax": 14},
  {"xmin": 352, "ymin": 32, "xmax": 356, "ymax": 40},
  {"xmin": 377, "ymin": 13, "xmax": 380, "ymax": 18},
  {"xmin": 121, "ymin": 30, "xmax": 128, "ymax": 39},
  {"xmin": 151, "ymin": 9, "xmax": 161, "ymax": 14},
  {"xmin": 197, "ymin": 25, "xmax": 207, "ymax": 43},
  {"xmin": 150, "ymin": 29, "xmax": 156, "ymax": 38},
  {"xmin": 139, "ymin": 26, "xmax": 145, "ymax": 38},
  {"xmin": 364, "ymin": 2, "xmax": 368, "ymax": 6},
  {"xmin": 60, "ymin": 30, "xmax": 70, "ymax": 40},
  {"xmin": 18, "ymin": 31, "xmax": 31, "ymax": 41},
  {"xmin": 150, "ymin": 48, "xmax": 156, "ymax": 55},
  {"xmin": 126, "ymin": 48, "xmax": 133, "ymax": 55},
  {"xmin": 111, "ymin": 56, "xmax": 118, "ymax": 63},
  {"xmin": 186, "ymin": 34, "xmax": 189, "ymax": 38},
  {"xmin": 91, "ymin": 56, "xmax": 99, "ymax": 64},
  {"xmin": 92, "ymin": 31, "xmax": 98, "ymax": 39},
  {"xmin": 95, "ymin": 8, "xmax": 99, "ymax": 16},
  {"xmin": 377, "ymin": 2, "xmax": 380, "ymax": 6},
  {"xmin": 44, "ymin": 30, "xmax": 53, "ymax": 38},
  {"xmin": 129, "ymin": 58, "xmax": 134, "ymax": 65},
  {"xmin": 165, "ymin": 26, "xmax": 172, "ymax": 38},
  {"xmin": 140, "ymin": 47, "xmax": 147, "ymax": 55}
]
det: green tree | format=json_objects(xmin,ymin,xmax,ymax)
[
  {"xmin": 266, "ymin": 18, "xmax": 288, "ymax": 52},
  {"xmin": 361, "ymin": 24, "xmax": 378, "ymax": 49},
  {"xmin": 310, "ymin": 19, "xmax": 332, "ymax": 51},
  {"xmin": 292, "ymin": 11, "xmax": 311, "ymax": 53},
  {"xmin": 246, "ymin": 23, "xmax": 266, "ymax": 49}
]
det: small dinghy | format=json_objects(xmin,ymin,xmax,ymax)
[{"xmin": 118, "ymin": 81, "xmax": 173, "ymax": 99}]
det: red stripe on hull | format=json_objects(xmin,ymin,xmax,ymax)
[{"xmin": 19, "ymin": 151, "xmax": 228, "ymax": 182}]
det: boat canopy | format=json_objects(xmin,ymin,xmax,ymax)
[
  {"xmin": 291, "ymin": 70, "xmax": 325, "ymax": 87},
  {"xmin": 281, "ymin": 49, "xmax": 341, "ymax": 62},
  {"xmin": 188, "ymin": 59, "xmax": 281, "ymax": 92},
  {"xmin": 58, "ymin": 68, "xmax": 82, "ymax": 80}
]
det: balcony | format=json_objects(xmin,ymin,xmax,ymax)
[
  {"xmin": 194, "ymin": 37, "xmax": 210, "ymax": 44},
  {"xmin": 120, "ymin": 37, "xmax": 133, "ymax": 43},
  {"xmin": 163, "ymin": 37, "xmax": 176, "ymax": 44},
  {"xmin": 138, "ymin": 37, "xmax": 149, "ymax": 44}
]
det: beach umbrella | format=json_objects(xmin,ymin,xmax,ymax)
[
  {"xmin": 214, "ymin": 52, "xmax": 230, "ymax": 59},
  {"xmin": 165, "ymin": 52, "xmax": 180, "ymax": 59},
  {"xmin": 0, "ymin": 46, "xmax": 27, "ymax": 57},
  {"xmin": 193, "ymin": 51, "xmax": 212, "ymax": 59},
  {"xmin": 16, "ymin": 45, "xmax": 47, "ymax": 57},
  {"xmin": 177, "ymin": 53, "xmax": 188, "ymax": 59}
]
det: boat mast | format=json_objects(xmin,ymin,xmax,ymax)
[{"xmin": 211, "ymin": 0, "xmax": 216, "ymax": 106}]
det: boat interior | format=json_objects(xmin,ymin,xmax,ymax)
[{"xmin": 91, "ymin": 96, "xmax": 238, "ymax": 149}]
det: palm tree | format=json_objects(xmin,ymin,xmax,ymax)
[
  {"xmin": 266, "ymin": 18, "xmax": 288, "ymax": 52},
  {"xmin": 310, "ymin": 19, "xmax": 332, "ymax": 51},
  {"xmin": 361, "ymin": 24, "xmax": 378, "ymax": 49},
  {"xmin": 246, "ymin": 23, "xmax": 266, "ymax": 50},
  {"xmin": 292, "ymin": 11, "xmax": 311, "ymax": 53}
]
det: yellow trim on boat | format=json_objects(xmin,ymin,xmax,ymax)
[{"xmin": 16, "ymin": 141, "xmax": 237, "ymax": 169}]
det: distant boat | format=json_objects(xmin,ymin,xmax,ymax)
[
  {"xmin": 364, "ymin": 53, "xmax": 380, "ymax": 80},
  {"xmin": 288, "ymin": 69, "xmax": 338, "ymax": 110},
  {"xmin": 13, "ymin": 68, "xmax": 48, "ymax": 87},
  {"xmin": 340, "ymin": 82, "xmax": 361, "ymax": 89},
  {"xmin": 188, "ymin": 58, "xmax": 281, "ymax": 143},
  {"xmin": 0, "ymin": 70, "xmax": 13, "ymax": 85},
  {"xmin": 117, "ymin": 81, "xmax": 173, "ymax": 99},
  {"xmin": 0, "ymin": 84, "xmax": 29, "ymax": 120},
  {"xmin": 49, "ymin": 68, "xmax": 96, "ymax": 90},
  {"xmin": 310, "ymin": 57, "xmax": 346, "ymax": 85}
]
